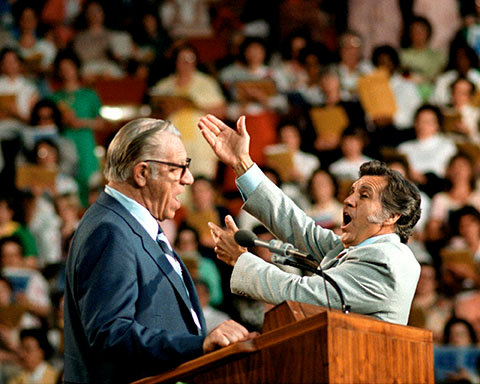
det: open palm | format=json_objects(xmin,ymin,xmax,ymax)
[{"xmin": 198, "ymin": 115, "xmax": 251, "ymax": 169}]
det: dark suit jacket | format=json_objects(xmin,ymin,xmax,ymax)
[{"xmin": 64, "ymin": 192, "xmax": 207, "ymax": 383}]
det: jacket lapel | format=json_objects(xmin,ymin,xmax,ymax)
[{"xmin": 96, "ymin": 193, "xmax": 203, "ymax": 331}]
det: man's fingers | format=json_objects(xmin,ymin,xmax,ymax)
[
  {"xmin": 198, "ymin": 123, "xmax": 217, "ymax": 147},
  {"xmin": 198, "ymin": 118, "xmax": 220, "ymax": 135},
  {"xmin": 225, "ymin": 215, "xmax": 239, "ymax": 232},
  {"xmin": 205, "ymin": 114, "xmax": 231, "ymax": 131},
  {"xmin": 213, "ymin": 320, "xmax": 250, "ymax": 343},
  {"xmin": 208, "ymin": 222, "xmax": 222, "ymax": 242},
  {"xmin": 236, "ymin": 115, "xmax": 247, "ymax": 136}
]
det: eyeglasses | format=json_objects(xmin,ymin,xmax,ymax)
[{"xmin": 144, "ymin": 158, "xmax": 191, "ymax": 178}]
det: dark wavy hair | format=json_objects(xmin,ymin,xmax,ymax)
[
  {"xmin": 359, "ymin": 160, "xmax": 421, "ymax": 243},
  {"xmin": 442, "ymin": 317, "xmax": 478, "ymax": 345}
]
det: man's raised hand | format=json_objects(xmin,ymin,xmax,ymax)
[{"xmin": 198, "ymin": 114, "xmax": 253, "ymax": 176}]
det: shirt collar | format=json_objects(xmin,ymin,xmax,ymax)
[
  {"xmin": 104, "ymin": 185, "xmax": 159, "ymax": 240},
  {"xmin": 346, "ymin": 233, "xmax": 397, "ymax": 250}
]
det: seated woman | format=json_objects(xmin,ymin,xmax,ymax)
[
  {"xmin": 50, "ymin": 49, "xmax": 104, "ymax": 207},
  {"xmin": 219, "ymin": 36, "xmax": 288, "ymax": 120},
  {"xmin": 398, "ymin": 104, "xmax": 457, "ymax": 197},
  {"xmin": 428, "ymin": 152, "xmax": 480, "ymax": 229},
  {"xmin": 72, "ymin": 0, "xmax": 128, "ymax": 81},
  {"xmin": 400, "ymin": 15, "xmax": 447, "ymax": 101},
  {"xmin": 7, "ymin": 328, "xmax": 59, "ymax": 384},
  {"xmin": 149, "ymin": 42, "xmax": 226, "ymax": 118},
  {"xmin": 442, "ymin": 76, "xmax": 480, "ymax": 144},
  {"xmin": 149, "ymin": 43, "xmax": 226, "ymax": 178},
  {"xmin": 14, "ymin": 5, "xmax": 57, "ymax": 77},
  {"xmin": 306, "ymin": 168, "xmax": 343, "ymax": 231},
  {"xmin": 22, "ymin": 98, "xmax": 78, "ymax": 177},
  {"xmin": 431, "ymin": 42, "xmax": 480, "ymax": 107}
]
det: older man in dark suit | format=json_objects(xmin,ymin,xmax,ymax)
[{"xmin": 64, "ymin": 118, "xmax": 253, "ymax": 384}]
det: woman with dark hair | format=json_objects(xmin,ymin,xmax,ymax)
[
  {"xmin": 150, "ymin": 43, "xmax": 226, "ymax": 118},
  {"xmin": 0, "ymin": 47, "xmax": 39, "ymax": 123},
  {"xmin": 443, "ymin": 316, "xmax": 478, "ymax": 346},
  {"xmin": 51, "ymin": 49, "xmax": 104, "ymax": 206},
  {"xmin": 431, "ymin": 42, "xmax": 480, "ymax": 106},
  {"xmin": 7, "ymin": 328, "xmax": 59, "ymax": 384},
  {"xmin": 13, "ymin": 4, "xmax": 57, "ymax": 76},
  {"xmin": 370, "ymin": 44, "xmax": 422, "ymax": 131},
  {"xmin": 398, "ymin": 104, "xmax": 457, "ymax": 192},
  {"xmin": 429, "ymin": 152, "xmax": 480, "ymax": 226},
  {"xmin": 218, "ymin": 36, "xmax": 289, "ymax": 119},
  {"xmin": 306, "ymin": 168, "xmax": 343, "ymax": 230},
  {"xmin": 72, "ymin": 0, "xmax": 128, "ymax": 81},
  {"xmin": 22, "ymin": 98, "xmax": 78, "ymax": 177},
  {"xmin": 400, "ymin": 15, "xmax": 447, "ymax": 100},
  {"xmin": 149, "ymin": 43, "xmax": 226, "ymax": 179}
]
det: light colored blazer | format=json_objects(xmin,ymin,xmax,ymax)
[{"xmin": 230, "ymin": 176, "xmax": 420, "ymax": 325}]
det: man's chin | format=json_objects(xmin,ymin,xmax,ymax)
[{"xmin": 339, "ymin": 231, "xmax": 351, "ymax": 247}]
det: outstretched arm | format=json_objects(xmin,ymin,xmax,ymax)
[{"xmin": 198, "ymin": 114, "xmax": 254, "ymax": 176}]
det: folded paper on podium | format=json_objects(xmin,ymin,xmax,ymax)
[
  {"xmin": 132, "ymin": 301, "xmax": 434, "ymax": 384},
  {"xmin": 357, "ymin": 69, "xmax": 397, "ymax": 119}
]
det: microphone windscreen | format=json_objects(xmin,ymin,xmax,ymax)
[{"xmin": 234, "ymin": 229, "xmax": 257, "ymax": 248}]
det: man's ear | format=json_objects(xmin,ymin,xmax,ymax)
[
  {"xmin": 132, "ymin": 162, "xmax": 149, "ymax": 187},
  {"xmin": 384, "ymin": 213, "xmax": 401, "ymax": 226}
]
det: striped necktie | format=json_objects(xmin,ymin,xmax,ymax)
[{"xmin": 157, "ymin": 228, "xmax": 202, "ymax": 332}]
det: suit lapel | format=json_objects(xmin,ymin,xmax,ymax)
[{"xmin": 96, "ymin": 193, "xmax": 203, "ymax": 330}]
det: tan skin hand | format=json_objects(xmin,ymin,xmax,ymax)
[
  {"xmin": 198, "ymin": 115, "xmax": 253, "ymax": 176},
  {"xmin": 208, "ymin": 215, "xmax": 247, "ymax": 267},
  {"xmin": 203, "ymin": 319, "xmax": 257, "ymax": 354}
]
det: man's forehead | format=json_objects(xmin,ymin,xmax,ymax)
[
  {"xmin": 156, "ymin": 134, "xmax": 187, "ymax": 157},
  {"xmin": 352, "ymin": 175, "xmax": 387, "ymax": 191}
]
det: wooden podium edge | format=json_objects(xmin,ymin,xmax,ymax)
[
  {"xmin": 132, "ymin": 339, "xmax": 257, "ymax": 384},
  {"xmin": 132, "ymin": 304, "xmax": 433, "ymax": 384}
]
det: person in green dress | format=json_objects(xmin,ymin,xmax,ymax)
[{"xmin": 51, "ymin": 50, "xmax": 104, "ymax": 206}]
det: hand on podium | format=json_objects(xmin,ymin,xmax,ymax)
[{"xmin": 203, "ymin": 319, "xmax": 258, "ymax": 354}]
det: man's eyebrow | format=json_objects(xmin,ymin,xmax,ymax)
[{"xmin": 358, "ymin": 184, "xmax": 374, "ymax": 193}]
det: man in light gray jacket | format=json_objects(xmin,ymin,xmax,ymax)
[{"xmin": 198, "ymin": 114, "xmax": 422, "ymax": 325}]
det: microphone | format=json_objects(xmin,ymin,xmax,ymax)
[
  {"xmin": 234, "ymin": 230, "xmax": 317, "ymax": 264},
  {"xmin": 235, "ymin": 229, "xmax": 350, "ymax": 314}
]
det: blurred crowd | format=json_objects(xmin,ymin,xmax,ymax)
[{"xmin": 1, "ymin": 0, "xmax": 480, "ymax": 383}]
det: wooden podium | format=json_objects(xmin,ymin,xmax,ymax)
[{"xmin": 132, "ymin": 301, "xmax": 434, "ymax": 383}]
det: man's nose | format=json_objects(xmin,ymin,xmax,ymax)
[
  {"xmin": 182, "ymin": 168, "xmax": 194, "ymax": 185},
  {"xmin": 343, "ymin": 194, "xmax": 355, "ymax": 207}
]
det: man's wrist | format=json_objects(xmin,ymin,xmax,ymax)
[{"xmin": 233, "ymin": 156, "xmax": 254, "ymax": 176}]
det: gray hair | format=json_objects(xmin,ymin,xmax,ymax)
[
  {"xmin": 103, "ymin": 118, "xmax": 180, "ymax": 183},
  {"xmin": 359, "ymin": 160, "xmax": 421, "ymax": 244}
]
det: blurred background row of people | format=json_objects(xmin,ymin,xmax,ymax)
[{"xmin": 2, "ymin": 0, "xmax": 480, "ymax": 383}]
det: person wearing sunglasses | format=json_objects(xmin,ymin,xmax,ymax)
[{"xmin": 63, "ymin": 118, "xmax": 254, "ymax": 384}]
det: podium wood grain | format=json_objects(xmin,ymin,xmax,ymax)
[{"xmin": 132, "ymin": 301, "xmax": 434, "ymax": 384}]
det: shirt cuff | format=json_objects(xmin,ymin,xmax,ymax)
[{"xmin": 235, "ymin": 163, "xmax": 265, "ymax": 200}]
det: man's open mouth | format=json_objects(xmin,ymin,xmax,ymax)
[{"xmin": 343, "ymin": 212, "xmax": 352, "ymax": 226}]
